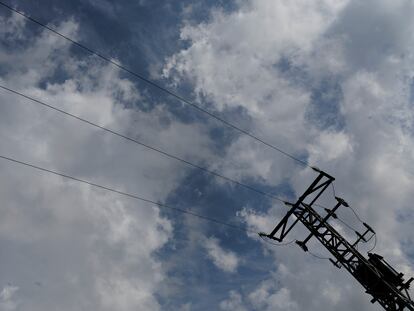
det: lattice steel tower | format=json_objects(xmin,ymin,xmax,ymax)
[{"xmin": 260, "ymin": 169, "xmax": 414, "ymax": 311}]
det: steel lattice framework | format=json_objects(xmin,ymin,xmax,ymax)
[{"xmin": 261, "ymin": 169, "xmax": 414, "ymax": 311}]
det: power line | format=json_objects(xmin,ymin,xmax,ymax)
[
  {"xmin": 345, "ymin": 203, "xmax": 378, "ymax": 251},
  {"xmin": 314, "ymin": 201, "xmax": 376, "ymax": 248},
  {"xmin": 1, "ymin": 2, "xmax": 378, "ymax": 257},
  {"xmin": 0, "ymin": 1, "xmax": 312, "ymax": 169},
  {"xmin": 365, "ymin": 232, "xmax": 375, "ymax": 243},
  {"xmin": 331, "ymin": 181, "xmax": 366, "ymax": 225},
  {"xmin": 308, "ymin": 250, "xmax": 330, "ymax": 261},
  {"xmin": 367, "ymin": 234, "xmax": 377, "ymax": 253},
  {"xmin": 336, "ymin": 215, "xmax": 377, "ymax": 248},
  {"xmin": 336, "ymin": 217, "xmax": 360, "ymax": 233},
  {"xmin": 0, "ymin": 85, "xmax": 376, "ymax": 254},
  {"xmin": 0, "ymin": 85, "xmax": 289, "ymax": 205},
  {"xmin": 348, "ymin": 204, "xmax": 365, "ymax": 224},
  {"xmin": 331, "ymin": 182, "xmax": 336, "ymax": 197},
  {"xmin": 0, "ymin": 154, "xmax": 256, "ymax": 234},
  {"xmin": 258, "ymin": 234, "xmax": 295, "ymax": 246},
  {"xmin": 330, "ymin": 182, "xmax": 379, "ymax": 250},
  {"xmin": 0, "ymin": 89, "xmax": 378, "ymax": 252}
]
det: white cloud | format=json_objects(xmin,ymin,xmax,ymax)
[
  {"xmin": 220, "ymin": 286, "xmax": 299, "ymax": 311},
  {"xmin": 308, "ymin": 130, "xmax": 353, "ymax": 162},
  {"xmin": 0, "ymin": 285, "xmax": 19, "ymax": 311},
  {"xmin": 0, "ymin": 12, "xmax": 25, "ymax": 38},
  {"xmin": 249, "ymin": 281, "xmax": 298, "ymax": 311},
  {"xmin": 164, "ymin": 0, "xmax": 414, "ymax": 309},
  {"xmin": 220, "ymin": 290, "xmax": 248, "ymax": 311},
  {"xmin": 0, "ymin": 14, "xmax": 213, "ymax": 311},
  {"xmin": 163, "ymin": 0, "xmax": 351, "ymax": 186},
  {"xmin": 204, "ymin": 237, "xmax": 239, "ymax": 273},
  {"xmin": 178, "ymin": 302, "xmax": 193, "ymax": 311},
  {"xmin": 2, "ymin": 0, "xmax": 414, "ymax": 309}
]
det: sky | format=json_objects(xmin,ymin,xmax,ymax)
[{"xmin": 0, "ymin": 0, "xmax": 414, "ymax": 310}]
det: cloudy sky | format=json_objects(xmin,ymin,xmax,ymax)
[{"xmin": 0, "ymin": 0, "xmax": 414, "ymax": 310}]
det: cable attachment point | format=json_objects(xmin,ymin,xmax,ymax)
[
  {"xmin": 335, "ymin": 196, "xmax": 349, "ymax": 207},
  {"xmin": 355, "ymin": 230, "xmax": 367, "ymax": 242},
  {"xmin": 363, "ymin": 222, "xmax": 376, "ymax": 234},
  {"xmin": 296, "ymin": 240, "xmax": 308, "ymax": 252},
  {"xmin": 329, "ymin": 258, "xmax": 342, "ymax": 269},
  {"xmin": 311, "ymin": 166, "xmax": 321, "ymax": 173},
  {"xmin": 258, "ymin": 232, "xmax": 268, "ymax": 238},
  {"xmin": 324, "ymin": 208, "xmax": 338, "ymax": 219}
]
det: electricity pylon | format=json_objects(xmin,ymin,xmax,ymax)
[{"xmin": 260, "ymin": 169, "xmax": 414, "ymax": 311}]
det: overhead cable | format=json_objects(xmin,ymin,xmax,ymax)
[
  {"xmin": 331, "ymin": 182, "xmax": 336, "ymax": 197},
  {"xmin": 0, "ymin": 85, "xmax": 287, "ymax": 204},
  {"xmin": 308, "ymin": 250, "xmax": 330, "ymax": 261},
  {"xmin": 336, "ymin": 217, "xmax": 360, "ymax": 233},
  {"xmin": 0, "ymin": 154, "xmax": 256, "ymax": 234},
  {"xmin": 331, "ymin": 182, "xmax": 365, "ymax": 225},
  {"xmin": 0, "ymin": 1, "xmax": 312, "ymax": 169},
  {"xmin": 2, "ymin": 87, "xmax": 374, "ymax": 252},
  {"xmin": 258, "ymin": 235, "xmax": 295, "ymax": 246},
  {"xmin": 330, "ymin": 181, "xmax": 374, "ymax": 235},
  {"xmin": 367, "ymin": 234, "xmax": 377, "ymax": 253},
  {"xmin": 348, "ymin": 204, "xmax": 365, "ymax": 224}
]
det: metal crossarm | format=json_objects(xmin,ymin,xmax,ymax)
[{"xmin": 265, "ymin": 168, "xmax": 335, "ymax": 242}]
